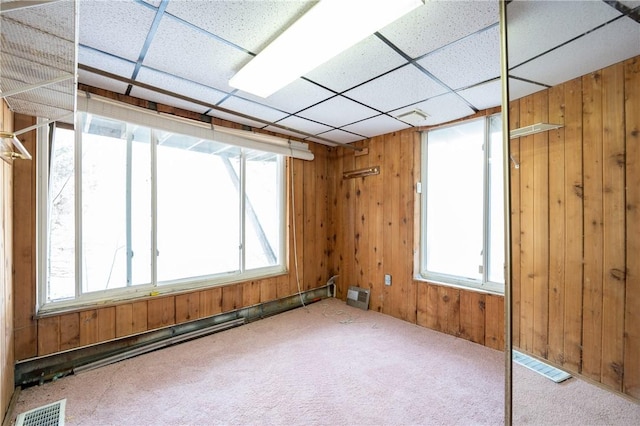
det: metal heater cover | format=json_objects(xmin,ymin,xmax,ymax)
[{"xmin": 346, "ymin": 286, "xmax": 370, "ymax": 310}]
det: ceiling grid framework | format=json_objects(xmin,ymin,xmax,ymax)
[{"xmin": 4, "ymin": 0, "xmax": 639, "ymax": 147}]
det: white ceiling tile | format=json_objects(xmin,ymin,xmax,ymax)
[
  {"xmin": 78, "ymin": 46, "xmax": 136, "ymax": 78},
  {"xmin": 305, "ymin": 35, "xmax": 408, "ymax": 93},
  {"xmin": 511, "ymin": 17, "xmax": 640, "ymax": 87},
  {"xmin": 391, "ymin": 93, "xmax": 475, "ymax": 127},
  {"xmin": 237, "ymin": 78, "xmax": 333, "ymax": 114},
  {"xmin": 297, "ymin": 96, "xmax": 379, "ymax": 128},
  {"xmin": 508, "ymin": 78, "xmax": 548, "ymax": 101},
  {"xmin": 217, "ymin": 96, "xmax": 288, "ymax": 124},
  {"xmin": 78, "ymin": 70, "xmax": 129, "ymax": 95},
  {"xmin": 507, "ymin": 0, "xmax": 622, "ymax": 67},
  {"xmin": 143, "ymin": 17, "xmax": 251, "ymax": 92},
  {"xmin": 207, "ymin": 109, "xmax": 267, "ymax": 129},
  {"xmin": 276, "ymin": 115, "xmax": 333, "ymax": 136},
  {"xmin": 417, "ymin": 26, "xmax": 500, "ymax": 91},
  {"xmin": 456, "ymin": 78, "xmax": 549, "ymax": 109},
  {"xmin": 315, "ymin": 129, "xmax": 365, "ymax": 144},
  {"xmin": 79, "ymin": 1, "xmax": 154, "ymax": 61},
  {"xmin": 129, "ymin": 87, "xmax": 209, "ymax": 114},
  {"xmin": 136, "ymin": 67, "xmax": 228, "ymax": 107},
  {"xmin": 456, "ymin": 80, "xmax": 502, "ymax": 110},
  {"xmin": 343, "ymin": 65, "xmax": 448, "ymax": 113},
  {"xmin": 342, "ymin": 115, "xmax": 410, "ymax": 138},
  {"xmin": 379, "ymin": 1, "xmax": 499, "ymax": 59},
  {"xmin": 165, "ymin": 1, "xmax": 316, "ymax": 53}
]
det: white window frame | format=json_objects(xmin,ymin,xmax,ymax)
[
  {"xmin": 419, "ymin": 114, "xmax": 504, "ymax": 294},
  {"xmin": 37, "ymin": 100, "xmax": 290, "ymax": 313}
]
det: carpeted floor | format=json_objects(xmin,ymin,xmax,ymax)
[{"xmin": 10, "ymin": 298, "xmax": 640, "ymax": 425}]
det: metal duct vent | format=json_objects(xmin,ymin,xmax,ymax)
[
  {"xmin": 346, "ymin": 286, "xmax": 370, "ymax": 310},
  {"xmin": 1, "ymin": 0, "xmax": 77, "ymax": 121},
  {"xmin": 15, "ymin": 399, "xmax": 66, "ymax": 426}
]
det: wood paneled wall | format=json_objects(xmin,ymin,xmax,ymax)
[
  {"xmin": 1, "ymin": 101, "xmax": 15, "ymax": 420},
  {"xmin": 12, "ymin": 108, "xmax": 330, "ymax": 360},
  {"xmin": 510, "ymin": 55, "xmax": 640, "ymax": 400},
  {"xmin": 328, "ymin": 114, "xmax": 505, "ymax": 351}
]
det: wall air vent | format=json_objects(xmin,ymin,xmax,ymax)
[{"xmin": 346, "ymin": 286, "xmax": 370, "ymax": 310}]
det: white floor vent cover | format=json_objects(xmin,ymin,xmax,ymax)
[
  {"xmin": 513, "ymin": 350, "xmax": 572, "ymax": 383},
  {"xmin": 15, "ymin": 399, "xmax": 66, "ymax": 426}
]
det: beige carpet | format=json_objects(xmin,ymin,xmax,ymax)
[{"xmin": 10, "ymin": 298, "xmax": 639, "ymax": 425}]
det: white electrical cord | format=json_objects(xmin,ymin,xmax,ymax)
[{"xmin": 290, "ymin": 158, "xmax": 306, "ymax": 308}]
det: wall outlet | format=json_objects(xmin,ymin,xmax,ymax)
[{"xmin": 384, "ymin": 274, "xmax": 392, "ymax": 286}]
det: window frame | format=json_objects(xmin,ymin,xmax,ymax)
[
  {"xmin": 37, "ymin": 109, "xmax": 287, "ymax": 313},
  {"xmin": 419, "ymin": 114, "xmax": 504, "ymax": 295}
]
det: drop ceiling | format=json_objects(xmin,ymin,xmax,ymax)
[{"xmin": 2, "ymin": 0, "xmax": 640, "ymax": 147}]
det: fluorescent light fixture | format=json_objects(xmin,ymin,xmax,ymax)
[
  {"xmin": 343, "ymin": 166, "xmax": 380, "ymax": 179},
  {"xmin": 0, "ymin": 131, "xmax": 32, "ymax": 161},
  {"xmin": 229, "ymin": 0, "xmax": 424, "ymax": 98},
  {"xmin": 509, "ymin": 123, "xmax": 563, "ymax": 139}
]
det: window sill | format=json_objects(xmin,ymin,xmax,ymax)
[
  {"xmin": 36, "ymin": 269, "xmax": 289, "ymax": 318},
  {"xmin": 413, "ymin": 274, "xmax": 505, "ymax": 297}
]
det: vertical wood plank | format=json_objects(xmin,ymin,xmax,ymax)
[
  {"xmin": 291, "ymin": 157, "xmax": 306, "ymax": 295},
  {"xmin": 509, "ymin": 100, "xmax": 522, "ymax": 349},
  {"xmin": 115, "ymin": 304, "xmax": 133, "ymax": 338},
  {"xmin": 382, "ymin": 133, "xmax": 398, "ymax": 317},
  {"xmin": 426, "ymin": 284, "xmax": 440, "ymax": 331},
  {"xmin": 548, "ymin": 83, "xmax": 566, "ymax": 365},
  {"xmin": 131, "ymin": 301, "xmax": 148, "ymax": 334},
  {"xmin": 368, "ymin": 136, "xmax": 384, "ymax": 314},
  {"xmin": 79, "ymin": 310, "xmax": 98, "ymax": 346},
  {"xmin": 600, "ymin": 62, "xmax": 626, "ymax": 391},
  {"xmin": 519, "ymin": 95, "xmax": 535, "ymax": 353},
  {"xmin": 222, "ymin": 284, "xmax": 242, "ymax": 312},
  {"xmin": 485, "ymin": 294, "xmax": 505, "ymax": 351},
  {"xmin": 260, "ymin": 276, "xmax": 277, "ymax": 303},
  {"xmin": 175, "ymin": 292, "xmax": 200, "ymax": 324},
  {"xmin": 243, "ymin": 280, "xmax": 261, "ymax": 307},
  {"xmin": 340, "ymin": 149, "xmax": 356, "ymax": 300},
  {"xmin": 416, "ymin": 283, "xmax": 428, "ymax": 328},
  {"xmin": 438, "ymin": 286, "xmax": 460, "ymax": 337},
  {"xmin": 532, "ymin": 90, "xmax": 550, "ymax": 359},
  {"xmin": 302, "ymin": 154, "xmax": 316, "ymax": 291},
  {"xmin": 200, "ymin": 287, "xmax": 222, "ymax": 317},
  {"xmin": 97, "ymin": 307, "xmax": 116, "ymax": 342},
  {"xmin": 459, "ymin": 291, "xmax": 486, "ymax": 345},
  {"xmin": 398, "ymin": 130, "xmax": 416, "ymax": 322},
  {"xmin": 37, "ymin": 317, "xmax": 60, "ymax": 356},
  {"xmin": 314, "ymin": 146, "xmax": 329, "ymax": 291},
  {"xmin": 59, "ymin": 313, "xmax": 80, "ymax": 351},
  {"xmin": 582, "ymin": 70, "xmax": 604, "ymax": 381},
  {"xmin": 623, "ymin": 56, "xmax": 640, "ymax": 399},
  {"xmin": 563, "ymin": 77, "xmax": 584, "ymax": 372},
  {"xmin": 147, "ymin": 297, "xmax": 176, "ymax": 330}
]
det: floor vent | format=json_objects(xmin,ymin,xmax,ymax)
[
  {"xmin": 15, "ymin": 399, "xmax": 66, "ymax": 426},
  {"xmin": 513, "ymin": 350, "xmax": 571, "ymax": 383}
]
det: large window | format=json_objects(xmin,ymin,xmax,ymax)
[
  {"xmin": 41, "ymin": 111, "xmax": 285, "ymax": 308},
  {"xmin": 420, "ymin": 115, "xmax": 504, "ymax": 293}
]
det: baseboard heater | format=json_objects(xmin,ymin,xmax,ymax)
[
  {"xmin": 15, "ymin": 286, "xmax": 329, "ymax": 387},
  {"xmin": 73, "ymin": 318, "xmax": 245, "ymax": 374}
]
